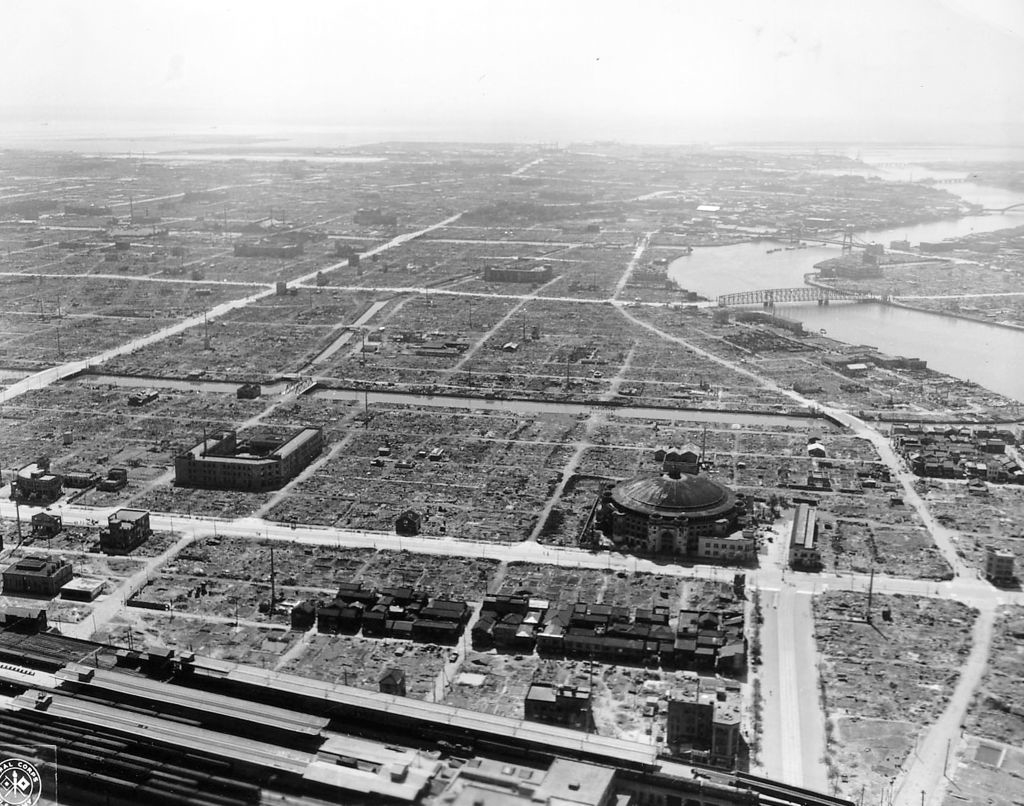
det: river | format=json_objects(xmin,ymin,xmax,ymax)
[{"xmin": 670, "ymin": 150, "xmax": 1024, "ymax": 403}]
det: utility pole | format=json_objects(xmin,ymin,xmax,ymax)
[
  {"xmin": 269, "ymin": 544, "xmax": 276, "ymax": 611},
  {"xmin": 865, "ymin": 564, "xmax": 875, "ymax": 623}
]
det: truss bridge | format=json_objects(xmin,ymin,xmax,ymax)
[{"xmin": 717, "ymin": 286, "xmax": 876, "ymax": 307}]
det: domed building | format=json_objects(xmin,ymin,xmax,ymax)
[{"xmin": 596, "ymin": 446, "xmax": 754, "ymax": 563}]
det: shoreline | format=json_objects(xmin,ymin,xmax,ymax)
[{"xmin": 805, "ymin": 274, "xmax": 1024, "ymax": 334}]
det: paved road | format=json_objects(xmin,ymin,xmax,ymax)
[
  {"xmin": 0, "ymin": 213, "xmax": 464, "ymax": 407},
  {"xmin": 613, "ymin": 232, "xmax": 653, "ymax": 298}
]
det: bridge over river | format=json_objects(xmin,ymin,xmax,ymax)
[{"xmin": 717, "ymin": 286, "xmax": 879, "ymax": 306}]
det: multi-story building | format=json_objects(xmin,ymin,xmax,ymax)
[
  {"xmin": 30, "ymin": 512, "xmax": 63, "ymax": 538},
  {"xmin": 524, "ymin": 683, "xmax": 594, "ymax": 732},
  {"xmin": 175, "ymin": 427, "xmax": 324, "ymax": 492},
  {"xmin": 985, "ymin": 547, "xmax": 1015, "ymax": 586},
  {"xmin": 100, "ymin": 509, "xmax": 152, "ymax": 555},
  {"xmin": 11, "ymin": 461, "xmax": 63, "ymax": 504},
  {"xmin": 2, "ymin": 557, "xmax": 73, "ymax": 597},
  {"xmin": 788, "ymin": 503, "xmax": 821, "ymax": 569},
  {"xmin": 482, "ymin": 264, "xmax": 553, "ymax": 284},
  {"xmin": 666, "ymin": 691, "xmax": 741, "ymax": 767}
]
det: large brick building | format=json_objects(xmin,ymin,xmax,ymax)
[
  {"xmin": 3, "ymin": 557, "xmax": 73, "ymax": 597},
  {"xmin": 482, "ymin": 264, "xmax": 553, "ymax": 284},
  {"xmin": 175, "ymin": 428, "xmax": 324, "ymax": 492}
]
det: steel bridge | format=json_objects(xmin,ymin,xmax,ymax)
[
  {"xmin": 771, "ymin": 228, "xmax": 873, "ymax": 251},
  {"xmin": 717, "ymin": 286, "xmax": 875, "ymax": 306}
]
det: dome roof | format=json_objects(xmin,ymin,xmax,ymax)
[{"xmin": 610, "ymin": 472, "xmax": 736, "ymax": 519}]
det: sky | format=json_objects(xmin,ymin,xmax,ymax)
[{"xmin": 2, "ymin": 0, "xmax": 1023, "ymax": 146}]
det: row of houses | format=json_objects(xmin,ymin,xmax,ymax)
[
  {"xmin": 294, "ymin": 582, "xmax": 471, "ymax": 645},
  {"xmin": 473, "ymin": 597, "xmax": 746, "ymax": 674},
  {"xmin": 891, "ymin": 423, "xmax": 1022, "ymax": 483}
]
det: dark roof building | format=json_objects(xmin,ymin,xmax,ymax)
[
  {"xmin": 667, "ymin": 691, "xmax": 742, "ymax": 767},
  {"xmin": 175, "ymin": 427, "xmax": 324, "ymax": 492},
  {"xmin": 525, "ymin": 683, "xmax": 594, "ymax": 732},
  {"xmin": 3, "ymin": 557, "xmax": 73, "ymax": 598},
  {"xmin": 788, "ymin": 504, "xmax": 821, "ymax": 569},
  {"xmin": 395, "ymin": 510, "xmax": 422, "ymax": 536},
  {"xmin": 597, "ymin": 451, "xmax": 750, "ymax": 561},
  {"xmin": 30, "ymin": 512, "xmax": 63, "ymax": 538},
  {"xmin": 100, "ymin": 509, "xmax": 152, "ymax": 555},
  {"xmin": 12, "ymin": 461, "xmax": 62, "ymax": 504},
  {"xmin": 379, "ymin": 668, "xmax": 407, "ymax": 697},
  {"xmin": 483, "ymin": 264, "xmax": 553, "ymax": 284}
]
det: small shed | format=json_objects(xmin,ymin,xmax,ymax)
[
  {"xmin": 395, "ymin": 510, "xmax": 422, "ymax": 536},
  {"xmin": 379, "ymin": 667, "xmax": 406, "ymax": 697}
]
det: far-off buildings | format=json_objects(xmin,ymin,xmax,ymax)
[
  {"xmin": 175, "ymin": 427, "xmax": 324, "ymax": 492},
  {"xmin": 483, "ymin": 264, "xmax": 553, "ymax": 284}
]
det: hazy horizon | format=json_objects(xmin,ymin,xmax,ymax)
[{"xmin": 3, "ymin": 0, "xmax": 1023, "ymax": 149}]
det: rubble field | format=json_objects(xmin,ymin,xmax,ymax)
[
  {"xmin": 964, "ymin": 605, "xmax": 1024, "ymax": 746},
  {"xmin": 814, "ymin": 591, "xmax": 976, "ymax": 803}
]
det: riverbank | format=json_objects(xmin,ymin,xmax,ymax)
[
  {"xmin": 885, "ymin": 297, "xmax": 1024, "ymax": 334},
  {"xmin": 807, "ymin": 273, "xmax": 1024, "ymax": 334}
]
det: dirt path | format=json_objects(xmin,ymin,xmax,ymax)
[
  {"xmin": 892, "ymin": 602, "xmax": 998, "ymax": 806},
  {"xmin": 61, "ymin": 531, "xmax": 198, "ymax": 640}
]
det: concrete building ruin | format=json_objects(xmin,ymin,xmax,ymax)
[
  {"xmin": 100, "ymin": 509, "xmax": 152, "ymax": 555},
  {"xmin": 174, "ymin": 427, "xmax": 324, "ymax": 492},
  {"xmin": 11, "ymin": 460, "xmax": 62, "ymax": 504}
]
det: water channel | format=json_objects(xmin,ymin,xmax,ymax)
[{"xmin": 670, "ymin": 154, "xmax": 1024, "ymax": 402}]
